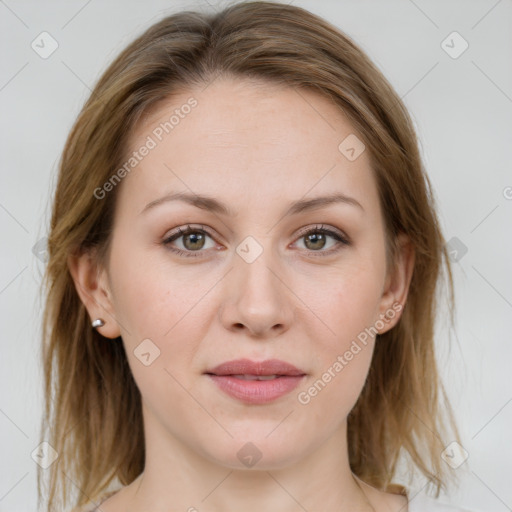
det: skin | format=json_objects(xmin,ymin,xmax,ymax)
[{"xmin": 69, "ymin": 77, "xmax": 414, "ymax": 512}]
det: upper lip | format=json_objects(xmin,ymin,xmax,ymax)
[{"xmin": 206, "ymin": 358, "xmax": 306, "ymax": 376}]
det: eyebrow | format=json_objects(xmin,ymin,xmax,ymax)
[{"xmin": 139, "ymin": 191, "xmax": 364, "ymax": 217}]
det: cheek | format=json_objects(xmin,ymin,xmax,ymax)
[
  {"xmin": 108, "ymin": 237, "xmax": 218, "ymax": 341},
  {"xmin": 109, "ymin": 260, "xmax": 210, "ymax": 404},
  {"xmin": 106, "ymin": 246, "xmax": 225, "ymax": 406},
  {"xmin": 298, "ymin": 250, "xmax": 385, "ymax": 401},
  {"xmin": 297, "ymin": 274, "xmax": 379, "ymax": 422},
  {"xmin": 311, "ymin": 255, "xmax": 385, "ymax": 345}
]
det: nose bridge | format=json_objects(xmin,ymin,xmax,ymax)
[
  {"xmin": 220, "ymin": 232, "xmax": 294, "ymax": 335},
  {"xmin": 235, "ymin": 233, "xmax": 283, "ymax": 302}
]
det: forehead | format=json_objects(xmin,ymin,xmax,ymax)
[{"xmin": 119, "ymin": 78, "xmax": 378, "ymax": 216}]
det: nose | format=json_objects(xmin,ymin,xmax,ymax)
[{"xmin": 218, "ymin": 241, "xmax": 295, "ymax": 338}]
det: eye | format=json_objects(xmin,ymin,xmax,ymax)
[
  {"xmin": 293, "ymin": 224, "xmax": 350, "ymax": 256},
  {"xmin": 162, "ymin": 225, "xmax": 218, "ymax": 258}
]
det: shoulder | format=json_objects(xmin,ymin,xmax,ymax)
[
  {"xmin": 68, "ymin": 489, "xmax": 121, "ymax": 512},
  {"xmin": 405, "ymin": 490, "xmax": 476, "ymax": 512}
]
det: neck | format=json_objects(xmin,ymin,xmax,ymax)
[{"xmin": 124, "ymin": 407, "xmax": 376, "ymax": 512}]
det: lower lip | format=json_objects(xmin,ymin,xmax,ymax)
[{"xmin": 207, "ymin": 374, "xmax": 305, "ymax": 404}]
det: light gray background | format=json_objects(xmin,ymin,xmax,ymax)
[{"xmin": 1, "ymin": 1, "xmax": 511, "ymax": 511}]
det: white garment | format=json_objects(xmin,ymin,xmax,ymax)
[
  {"xmin": 407, "ymin": 492, "xmax": 475, "ymax": 511},
  {"xmin": 77, "ymin": 488, "xmax": 477, "ymax": 512}
]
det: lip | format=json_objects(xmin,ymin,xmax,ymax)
[
  {"xmin": 205, "ymin": 358, "xmax": 307, "ymax": 404},
  {"xmin": 207, "ymin": 358, "xmax": 305, "ymax": 377}
]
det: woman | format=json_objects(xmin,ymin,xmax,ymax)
[{"xmin": 38, "ymin": 1, "xmax": 473, "ymax": 511}]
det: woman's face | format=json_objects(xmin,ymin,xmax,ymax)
[{"xmin": 92, "ymin": 78, "xmax": 409, "ymax": 469}]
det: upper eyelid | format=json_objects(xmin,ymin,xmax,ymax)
[{"xmin": 295, "ymin": 224, "xmax": 348, "ymax": 241}]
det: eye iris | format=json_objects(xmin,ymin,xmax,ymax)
[
  {"xmin": 183, "ymin": 232, "xmax": 205, "ymax": 250},
  {"xmin": 304, "ymin": 232, "xmax": 326, "ymax": 250}
]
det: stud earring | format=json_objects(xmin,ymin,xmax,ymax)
[{"xmin": 91, "ymin": 318, "xmax": 105, "ymax": 329}]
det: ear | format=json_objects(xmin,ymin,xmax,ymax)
[
  {"xmin": 67, "ymin": 247, "xmax": 121, "ymax": 339},
  {"xmin": 376, "ymin": 233, "xmax": 415, "ymax": 334}
]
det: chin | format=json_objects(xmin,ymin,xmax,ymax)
[{"xmin": 196, "ymin": 430, "xmax": 310, "ymax": 471}]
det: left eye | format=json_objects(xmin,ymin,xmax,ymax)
[
  {"xmin": 292, "ymin": 224, "xmax": 349, "ymax": 254},
  {"xmin": 162, "ymin": 224, "xmax": 349, "ymax": 258}
]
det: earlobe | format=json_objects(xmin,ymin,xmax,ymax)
[
  {"xmin": 377, "ymin": 234, "xmax": 415, "ymax": 334},
  {"xmin": 67, "ymin": 248, "xmax": 121, "ymax": 339}
]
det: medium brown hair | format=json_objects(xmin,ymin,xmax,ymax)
[{"xmin": 38, "ymin": 1, "xmax": 461, "ymax": 510}]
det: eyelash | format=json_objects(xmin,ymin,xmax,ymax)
[{"xmin": 162, "ymin": 224, "xmax": 350, "ymax": 259}]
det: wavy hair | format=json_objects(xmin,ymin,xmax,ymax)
[{"xmin": 38, "ymin": 1, "xmax": 461, "ymax": 510}]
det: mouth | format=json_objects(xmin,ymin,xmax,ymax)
[
  {"xmin": 222, "ymin": 374, "xmax": 284, "ymax": 380},
  {"xmin": 204, "ymin": 359, "xmax": 306, "ymax": 404},
  {"xmin": 205, "ymin": 358, "xmax": 306, "ymax": 377}
]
